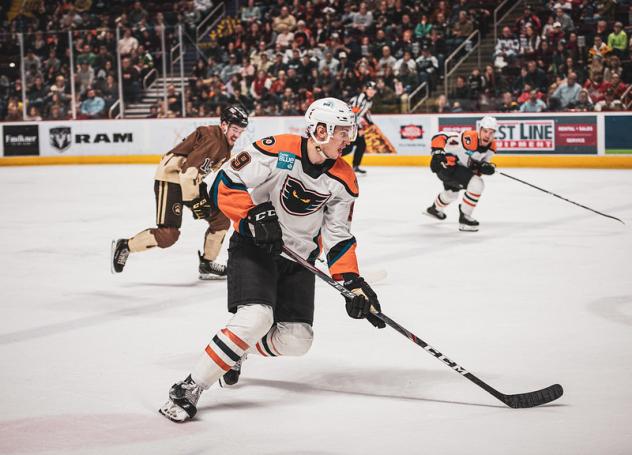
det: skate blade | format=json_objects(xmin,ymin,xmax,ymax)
[
  {"xmin": 159, "ymin": 401, "xmax": 190, "ymax": 423},
  {"xmin": 218, "ymin": 377, "xmax": 235, "ymax": 388},
  {"xmin": 423, "ymin": 211, "xmax": 446, "ymax": 221},
  {"xmin": 110, "ymin": 240, "xmax": 117, "ymax": 274},
  {"xmin": 459, "ymin": 224, "xmax": 479, "ymax": 232},
  {"xmin": 199, "ymin": 273, "xmax": 227, "ymax": 281}
]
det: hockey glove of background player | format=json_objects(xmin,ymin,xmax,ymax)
[
  {"xmin": 343, "ymin": 276, "xmax": 386, "ymax": 329},
  {"xmin": 184, "ymin": 182, "xmax": 212, "ymax": 220},
  {"xmin": 430, "ymin": 153, "xmax": 457, "ymax": 175},
  {"xmin": 470, "ymin": 160, "xmax": 496, "ymax": 175},
  {"xmin": 247, "ymin": 201, "xmax": 283, "ymax": 255}
]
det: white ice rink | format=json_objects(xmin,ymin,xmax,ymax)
[{"xmin": 1, "ymin": 164, "xmax": 631, "ymax": 455}]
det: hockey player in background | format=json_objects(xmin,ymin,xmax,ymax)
[
  {"xmin": 159, "ymin": 97, "xmax": 385, "ymax": 423},
  {"xmin": 342, "ymin": 80, "xmax": 377, "ymax": 174},
  {"xmin": 111, "ymin": 105, "xmax": 249, "ymax": 279},
  {"xmin": 425, "ymin": 116, "xmax": 498, "ymax": 231}
]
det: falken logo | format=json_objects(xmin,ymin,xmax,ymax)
[
  {"xmin": 280, "ymin": 176, "xmax": 330, "ymax": 216},
  {"xmin": 400, "ymin": 124, "xmax": 424, "ymax": 140},
  {"xmin": 50, "ymin": 127, "xmax": 71, "ymax": 152}
]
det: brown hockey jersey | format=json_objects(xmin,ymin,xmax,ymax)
[{"xmin": 155, "ymin": 125, "xmax": 231, "ymax": 201}]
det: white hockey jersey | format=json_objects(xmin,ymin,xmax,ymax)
[
  {"xmin": 431, "ymin": 129, "xmax": 496, "ymax": 168},
  {"xmin": 210, "ymin": 134, "xmax": 360, "ymax": 280}
]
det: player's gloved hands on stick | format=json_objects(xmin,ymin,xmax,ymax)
[
  {"xmin": 343, "ymin": 275, "xmax": 385, "ymax": 329},
  {"xmin": 471, "ymin": 160, "xmax": 496, "ymax": 175},
  {"xmin": 184, "ymin": 182, "xmax": 212, "ymax": 220},
  {"xmin": 248, "ymin": 201, "xmax": 283, "ymax": 255}
]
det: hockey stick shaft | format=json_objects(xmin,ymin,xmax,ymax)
[
  {"xmin": 500, "ymin": 171, "xmax": 624, "ymax": 224},
  {"xmin": 282, "ymin": 246, "xmax": 562, "ymax": 408}
]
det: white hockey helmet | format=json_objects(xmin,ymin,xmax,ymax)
[
  {"xmin": 479, "ymin": 116, "xmax": 498, "ymax": 131},
  {"xmin": 305, "ymin": 97, "xmax": 358, "ymax": 145}
]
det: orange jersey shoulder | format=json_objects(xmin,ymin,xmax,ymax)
[
  {"xmin": 252, "ymin": 134, "xmax": 303, "ymax": 158},
  {"xmin": 327, "ymin": 159, "xmax": 359, "ymax": 197},
  {"xmin": 462, "ymin": 130, "xmax": 496, "ymax": 153},
  {"xmin": 461, "ymin": 130, "xmax": 479, "ymax": 151}
]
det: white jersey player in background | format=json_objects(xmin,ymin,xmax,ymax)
[
  {"xmin": 159, "ymin": 97, "xmax": 385, "ymax": 423},
  {"xmin": 426, "ymin": 116, "xmax": 498, "ymax": 231}
]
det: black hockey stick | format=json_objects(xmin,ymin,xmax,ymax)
[
  {"xmin": 500, "ymin": 171, "xmax": 625, "ymax": 224},
  {"xmin": 282, "ymin": 245, "xmax": 563, "ymax": 409}
]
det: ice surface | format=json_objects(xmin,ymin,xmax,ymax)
[{"xmin": 0, "ymin": 165, "xmax": 631, "ymax": 455}]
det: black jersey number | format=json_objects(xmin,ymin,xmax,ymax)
[{"xmin": 231, "ymin": 151, "xmax": 251, "ymax": 171}]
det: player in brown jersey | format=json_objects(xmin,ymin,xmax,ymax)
[{"xmin": 111, "ymin": 106, "xmax": 249, "ymax": 278}]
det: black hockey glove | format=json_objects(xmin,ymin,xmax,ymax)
[
  {"xmin": 430, "ymin": 153, "xmax": 457, "ymax": 174},
  {"xmin": 343, "ymin": 276, "xmax": 385, "ymax": 329},
  {"xmin": 247, "ymin": 201, "xmax": 283, "ymax": 255},
  {"xmin": 471, "ymin": 160, "xmax": 496, "ymax": 175},
  {"xmin": 184, "ymin": 182, "xmax": 212, "ymax": 220}
]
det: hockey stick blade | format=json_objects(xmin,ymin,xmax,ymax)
[
  {"xmin": 282, "ymin": 246, "xmax": 564, "ymax": 409},
  {"xmin": 501, "ymin": 383, "xmax": 564, "ymax": 409}
]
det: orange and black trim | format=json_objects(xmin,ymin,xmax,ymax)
[
  {"xmin": 327, "ymin": 237, "xmax": 359, "ymax": 280},
  {"xmin": 431, "ymin": 133, "xmax": 449, "ymax": 152},
  {"xmin": 252, "ymin": 134, "xmax": 304, "ymax": 158},
  {"xmin": 326, "ymin": 160, "xmax": 359, "ymax": 197},
  {"xmin": 211, "ymin": 169, "xmax": 254, "ymax": 230}
]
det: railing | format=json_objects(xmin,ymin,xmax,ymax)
[
  {"xmin": 183, "ymin": 29, "xmax": 209, "ymax": 62},
  {"xmin": 443, "ymin": 30, "xmax": 480, "ymax": 97},
  {"xmin": 108, "ymin": 100, "xmax": 121, "ymax": 119},
  {"xmin": 143, "ymin": 68, "xmax": 157, "ymax": 90},
  {"xmin": 196, "ymin": 2, "xmax": 225, "ymax": 43},
  {"xmin": 169, "ymin": 42, "xmax": 182, "ymax": 76},
  {"xmin": 494, "ymin": 0, "xmax": 525, "ymax": 43},
  {"xmin": 622, "ymin": 84, "xmax": 632, "ymax": 110},
  {"xmin": 407, "ymin": 82, "xmax": 430, "ymax": 113}
]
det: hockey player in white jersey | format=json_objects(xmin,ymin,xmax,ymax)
[
  {"xmin": 159, "ymin": 97, "xmax": 385, "ymax": 423},
  {"xmin": 426, "ymin": 116, "xmax": 498, "ymax": 231}
]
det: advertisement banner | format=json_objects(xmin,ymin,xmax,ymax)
[
  {"xmin": 2, "ymin": 124, "xmax": 40, "ymax": 156},
  {"xmin": 438, "ymin": 115, "xmax": 597, "ymax": 154},
  {"xmin": 604, "ymin": 115, "xmax": 632, "ymax": 154},
  {"xmin": 369, "ymin": 116, "xmax": 436, "ymax": 155}
]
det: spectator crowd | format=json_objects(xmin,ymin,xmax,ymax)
[
  {"xmin": 1, "ymin": 0, "xmax": 212, "ymax": 120},
  {"xmin": 1, "ymin": 0, "xmax": 630, "ymax": 121},
  {"xmin": 440, "ymin": 1, "xmax": 631, "ymax": 113}
]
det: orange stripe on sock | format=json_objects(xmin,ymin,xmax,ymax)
[
  {"xmin": 221, "ymin": 328, "xmax": 249, "ymax": 351},
  {"xmin": 205, "ymin": 345, "xmax": 231, "ymax": 371},
  {"xmin": 463, "ymin": 199, "xmax": 476, "ymax": 207},
  {"xmin": 467, "ymin": 192, "xmax": 481, "ymax": 197},
  {"xmin": 255, "ymin": 342, "xmax": 267, "ymax": 356}
]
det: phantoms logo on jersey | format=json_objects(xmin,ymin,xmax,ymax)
[{"xmin": 280, "ymin": 176, "xmax": 330, "ymax": 216}]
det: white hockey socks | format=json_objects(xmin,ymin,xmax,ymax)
[
  {"xmin": 461, "ymin": 175, "xmax": 485, "ymax": 216},
  {"xmin": 191, "ymin": 304, "xmax": 274, "ymax": 389},
  {"xmin": 434, "ymin": 189, "xmax": 459, "ymax": 212},
  {"xmin": 250, "ymin": 322, "xmax": 314, "ymax": 357}
]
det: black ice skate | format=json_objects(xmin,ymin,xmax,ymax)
[
  {"xmin": 111, "ymin": 239, "xmax": 130, "ymax": 273},
  {"xmin": 425, "ymin": 203, "xmax": 447, "ymax": 220},
  {"xmin": 198, "ymin": 251, "xmax": 227, "ymax": 280},
  {"xmin": 159, "ymin": 375, "xmax": 203, "ymax": 423},
  {"xmin": 353, "ymin": 166, "xmax": 367, "ymax": 175},
  {"xmin": 458, "ymin": 205, "xmax": 479, "ymax": 232},
  {"xmin": 219, "ymin": 355, "xmax": 246, "ymax": 388}
]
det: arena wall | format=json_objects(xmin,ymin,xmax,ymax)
[{"xmin": 1, "ymin": 113, "xmax": 631, "ymax": 168}]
